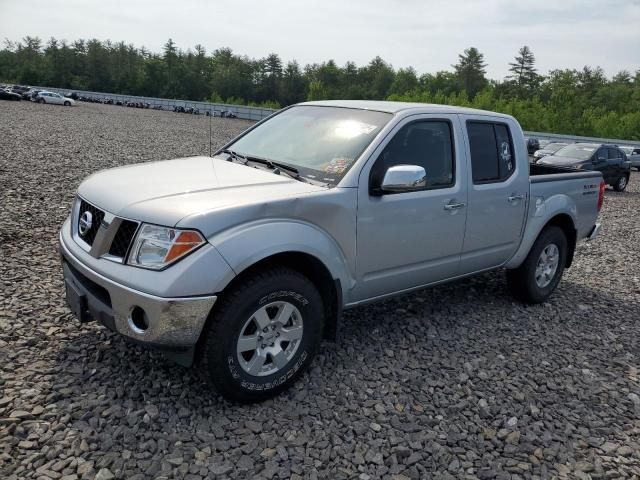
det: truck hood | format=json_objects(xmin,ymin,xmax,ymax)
[
  {"xmin": 77, "ymin": 156, "xmax": 325, "ymax": 226},
  {"xmin": 538, "ymin": 155, "xmax": 588, "ymax": 167},
  {"xmin": 534, "ymin": 149, "xmax": 554, "ymax": 157}
]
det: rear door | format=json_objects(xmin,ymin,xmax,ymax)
[{"xmin": 459, "ymin": 116, "xmax": 528, "ymax": 272}]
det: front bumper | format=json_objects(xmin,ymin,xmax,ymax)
[{"xmin": 59, "ymin": 232, "xmax": 216, "ymax": 350}]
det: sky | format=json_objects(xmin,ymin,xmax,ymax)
[{"xmin": 1, "ymin": 0, "xmax": 639, "ymax": 79}]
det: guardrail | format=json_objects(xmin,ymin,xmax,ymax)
[
  {"xmin": 523, "ymin": 131, "xmax": 640, "ymax": 148},
  {"xmin": 33, "ymin": 86, "xmax": 276, "ymax": 122},
  {"xmin": 30, "ymin": 86, "xmax": 640, "ymax": 147}
]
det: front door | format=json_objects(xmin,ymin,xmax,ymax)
[
  {"xmin": 458, "ymin": 116, "xmax": 528, "ymax": 272},
  {"xmin": 353, "ymin": 114, "xmax": 467, "ymax": 301},
  {"xmin": 606, "ymin": 147, "xmax": 624, "ymax": 182},
  {"xmin": 593, "ymin": 148, "xmax": 610, "ymax": 181}
]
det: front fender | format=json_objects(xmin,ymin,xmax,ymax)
[
  {"xmin": 505, "ymin": 193, "xmax": 578, "ymax": 269},
  {"xmin": 209, "ymin": 219, "xmax": 354, "ymax": 301}
]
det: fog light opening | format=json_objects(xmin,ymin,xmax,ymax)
[{"xmin": 129, "ymin": 306, "xmax": 149, "ymax": 333}]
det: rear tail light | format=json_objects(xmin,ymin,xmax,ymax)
[{"xmin": 597, "ymin": 180, "xmax": 606, "ymax": 211}]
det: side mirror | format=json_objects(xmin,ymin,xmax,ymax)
[{"xmin": 379, "ymin": 165, "xmax": 426, "ymax": 194}]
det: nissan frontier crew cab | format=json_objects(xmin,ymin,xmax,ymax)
[{"xmin": 60, "ymin": 101, "xmax": 604, "ymax": 402}]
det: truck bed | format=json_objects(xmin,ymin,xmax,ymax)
[
  {"xmin": 528, "ymin": 162, "xmax": 602, "ymax": 242},
  {"xmin": 529, "ymin": 162, "xmax": 602, "ymax": 183}
]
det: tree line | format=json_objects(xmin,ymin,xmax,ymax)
[{"xmin": 1, "ymin": 37, "xmax": 639, "ymax": 139}]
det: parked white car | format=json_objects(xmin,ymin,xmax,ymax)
[{"xmin": 36, "ymin": 91, "xmax": 75, "ymax": 106}]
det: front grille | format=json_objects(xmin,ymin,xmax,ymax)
[
  {"xmin": 77, "ymin": 199, "xmax": 104, "ymax": 246},
  {"xmin": 108, "ymin": 220, "xmax": 139, "ymax": 259},
  {"xmin": 65, "ymin": 260, "xmax": 112, "ymax": 308}
]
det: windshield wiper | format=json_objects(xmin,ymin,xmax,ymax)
[
  {"xmin": 247, "ymin": 156, "xmax": 298, "ymax": 174},
  {"xmin": 245, "ymin": 156, "xmax": 306, "ymax": 182},
  {"xmin": 221, "ymin": 148, "xmax": 249, "ymax": 165},
  {"xmin": 221, "ymin": 149, "xmax": 306, "ymax": 182}
]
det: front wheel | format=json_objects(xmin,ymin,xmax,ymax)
[
  {"xmin": 201, "ymin": 267, "xmax": 324, "ymax": 403},
  {"xmin": 506, "ymin": 226, "xmax": 567, "ymax": 304},
  {"xmin": 613, "ymin": 175, "xmax": 629, "ymax": 192},
  {"xmin": 64, "ymin": 101, "xmax": 71, "ymax": 106},
  {"xmin": 38, "ymin": 98, "xmax": 45, "ymax": 104}
]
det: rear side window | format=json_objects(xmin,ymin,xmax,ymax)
[
  {"xmin": 467, "ymin": 121, "xmax": 515, "ymax": 184},
  {"xmin": 607, "ymin": 148, "xmax": 621, "ymax": 159}
]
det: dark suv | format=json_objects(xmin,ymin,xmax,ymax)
[
  {"xmin": 526, "ymin": 137, "xmax": 540, "ymax": 155},
  {"xmin": 537, "ymin": 143, "xmax": 631, "ymax": 191}
]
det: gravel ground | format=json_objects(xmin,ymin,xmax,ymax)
[{"xmin": 1, "ymin": 101, "xmax": 640, "ymax": 480}]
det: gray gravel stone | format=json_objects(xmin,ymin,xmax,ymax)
[
  {"xmin": 94, "ymin": 468, "xmax": 114, "ymax": 480},
  {"xmin": 2, "ymin": 101, "xmax": 640, "ymax": 479}
]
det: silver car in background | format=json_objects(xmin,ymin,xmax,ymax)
[
  {"xmin": 36, "ymin": 91, "xmax": 75, "ymax": 106},
  {"xmin": 620, "ymin": 146, "xmax": 640, "ymax": 170}
]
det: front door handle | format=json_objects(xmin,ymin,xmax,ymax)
[
  {"xmin": 508, "ymin": 194, "xmax": 526, "ymax": 203},
  {"xmin": 444, "ymin": 202, "xmax": 466, "ymax": 211}
]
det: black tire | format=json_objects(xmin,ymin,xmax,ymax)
[
  {"xmin": 613, "ymin": 175, "xmax": 629, "ymax": 192},
  {"xmin": 201, "ymin": 267, "xmax": 324, "ymax": 403},
  {"xmin": 506, "ymin": 226, "xmax": 567, "ymax": 304},
  {"xmin": 38, "ymin": 98, "xmax": 45, "ymax": 104},
  {"xmin": 64, "ymin": 101, "xmax": 71, "ymax": 106}
]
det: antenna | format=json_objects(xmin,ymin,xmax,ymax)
[{"xmin": 209, "ymin": 107, "xmax": 212, "ymax": 157}]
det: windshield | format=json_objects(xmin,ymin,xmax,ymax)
[
  {"xmin": 620, "ymin": 146, "xmax": 633, "ymax": 155},
  {"xmin": 228, "ymin": 105, "xmax": 392, "ymax": 184},
  {"xmin": 545, "ymin": 143, "xmax": 568, "ymax": 152},
  {"xmin": 553, "ymin": 144, "xmax": 596, "ymax": 160}
]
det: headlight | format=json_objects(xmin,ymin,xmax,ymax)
[{"xmin": 127, "ymin": 224, "xmax": 205, "ymax": 270}]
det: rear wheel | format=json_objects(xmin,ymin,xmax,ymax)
[
  {"xmin": 613, "ymin": 175, "xmax": 629, "ymax": 192},
  {"xmin": 201, "ymin": 267, "xmax": 324, "ymax": 403},
  {"xmin": 506, "ymin": 226, "xmax": 567, "ymax": 304}
]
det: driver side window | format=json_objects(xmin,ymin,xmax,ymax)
[{"xmin": 369, "ymin": 120, "xmax": 454, "ymax": 194}]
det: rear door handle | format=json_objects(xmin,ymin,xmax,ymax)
[
  {"xmin": 444, "ymin": 202, "xmax": 466, "ymax": 211},
  {"xmin": 508, "ymin": 194, "xmax": 526, "ymax": 203}
]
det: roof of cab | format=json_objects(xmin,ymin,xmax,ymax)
[{"xmin": 298, "ymin": 99, "xmax": 512, "ymax": 118}]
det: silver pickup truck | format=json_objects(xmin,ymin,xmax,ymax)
[{"xmin": 60, "ymin": 101, "xmax": 604, "ymax": 402}]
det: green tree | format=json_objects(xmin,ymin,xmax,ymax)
[
  {"xmin": 388, "ymin": 67, "xmax": 418, "ymax": 96},
  {"xmin": 453, "ymin": 47, "xmax": 487, "ymax": 98},
  {"xmin": 1, "ymin": 36, "xmax": 639, "ymax": 140},
  {"xmin": 507, "ymin": 46, "xmax": 539, "ymax": 91},
  {"xmin": 360, "ymin": 56, "xmax": 395, "ymax": 99},
  {"xmin": 278, "ymin": 61, "xmax": 307, "ymax": 105},
  {"xmin": 420, "ymin": 71, "xmax": 460, "ymax": 96}
]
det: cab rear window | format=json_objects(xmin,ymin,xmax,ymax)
[{"xmin": 467, "ymin": 121, "xmax": 515, "ymax": 184}]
